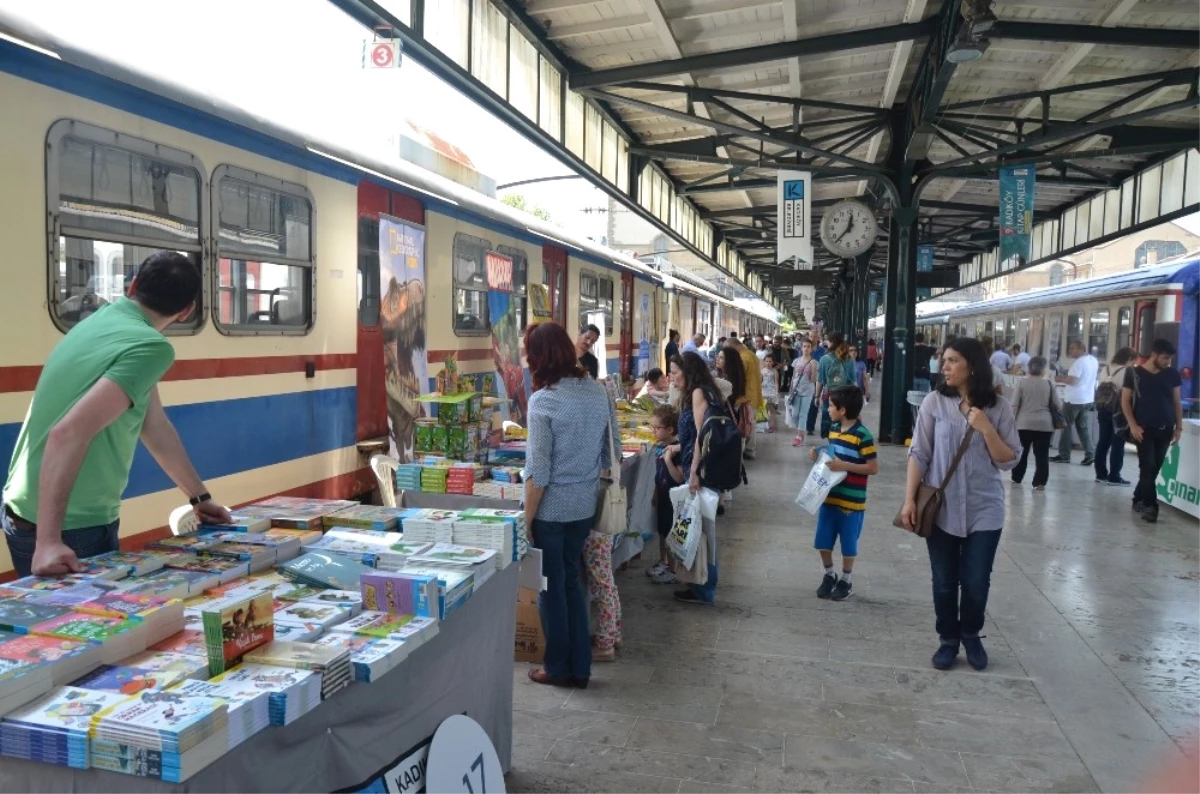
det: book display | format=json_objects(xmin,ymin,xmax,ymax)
[{"xmin": 0, "ymin": 494, "xmax": 525, "ymax": 787}]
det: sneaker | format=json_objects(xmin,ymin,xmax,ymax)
[
  {"xmin": 1050, "ymin": 456, "xmax": 1070, "ymax": 463},
  {"xmin": 792, "ymin": 435, "xmax": 804, "ymax": 447},
  {"xmin": 1133, "ymin": 500, "xmax": 1146, "ymax": 513},
  {"xmin": 1141, "ymin": 507, "xmax": 1159, "ymax": 523},
  {"xmin": 1094, "ymin": 476, "xmax": 1108, "ymax": 483},
  {"xmin": 1034, "ymin": 485, "xmax": 1046, "ymax": 491},
  {"xmin": 651, "ymin": 568, "xmax": 678, "ymax": 585},
  {"xmin": 1107, "ymin": 478, "xmax": 1132, "ymax": 487},
  {"xmin": 646, "ymin": 561, "xmax": 667, "ymax": 578},
  {"xmin": 962, "ymin": 636, "xmax": 988, "ymax": 671},
  {"xmin": 831, "ymin": 579, "xmax": 853, "ymax": 601},
  {"xmin": 1081, "ymin": 456, "xmax": 1094, "ymax": 466},
  {"xmin": 716, "ymin": 504, "xmax": 726, "ymax": 517},
  {"xmin": 816, "ymin": 573, "xmax": 837, "ymax": 599},
  {"xmin": 673, "ymin": 589, "xmax": 712, "ymax": 605},
  {"xmin": 932, "ymin": 641, "xmax": 959, "ymax": 670}
]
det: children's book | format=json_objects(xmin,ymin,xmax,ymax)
[
  {"xmin": 0, "ymin": 601, "xmax": 72, "ymax": 633},
  {"xmin": 242, "ymin": 640, "xmax": 347, "ymax": 671},
  {"xmin": 6, "ymin": 686, "xmax": 129, "ymax": 732},
  {"xmin": 76, "ymin": 592, "xmax": 178, "ymax": 621},
  {"xmin": 31, "ymin": 612, "xmax": 134, "ymax": 643},
  {"xmin": 71, "ymin": 663, "xmax": 185, "ymax": 695},
  {"xmin": 278, "ymin": 552, "xmax": 372, "ymax": 590},
  {"xmin": 199, "ymin": 592, "xmax": 274, "ymax": 676}
]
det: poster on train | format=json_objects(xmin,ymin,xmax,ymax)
[
  {"xmin": 379, "ymin": 216, "xmax": 429, "ymax": 462},
  {"xmin": 486, "ymin": 251, "xmax": 526, "ymax": 425}
]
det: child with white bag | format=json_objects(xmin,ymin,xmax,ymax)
[{"xmin": 806, "ymin": 386, "xmax": 879, "ymax": 602}]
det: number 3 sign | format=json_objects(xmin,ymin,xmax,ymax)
[{"xmin": 426, "ymin": 715, "xmax": 505, "ymax": 794}]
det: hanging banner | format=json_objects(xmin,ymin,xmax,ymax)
[
  {"xmin": 528, "ymin": 283, "xmax": 551, "ymax": 325},
  {"xmin": 380, "ymin": 217, "xmax": 429, "ymax": 463},
  {"xmin": 998, "ymin": 165, "xmax": 1035, "ymax": 269},
  {"xmin": 486, "ymin": 251, "xmax": 526, "ymax": 425},
  {"xmin": 777, "ymin": 170, "xmax": 813, "ymax": 268},
  {"xmin": 637, "ymin": 292, "xmax": 652, "ymax": 376},
  {"xmin": 917, "ymin": 244, "xmax": 935, "ymax": 272}
]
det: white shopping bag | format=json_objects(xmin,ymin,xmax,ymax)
[
  {"xmin": 784, "ymin": 393, "xmax": 800, "ymax": 429},
  {"xmin": 666, "ymin": 484, "xmax": 703, "ymax": 570},
  {"xmin": 794, "ymin": 450, "xmax": 847, "ymax": 515}
]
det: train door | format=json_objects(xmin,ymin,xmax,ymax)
[
  {"xmin": 1133, "ymin": 299, "xmax": 1157, "ymax": 356},
  {"xmin": 619, "ymin": 272, "xmax": 634, "ymax": 377},
  {"xmin": 543, "ymin": 246, "xmax": 568, "ymax": 326}
]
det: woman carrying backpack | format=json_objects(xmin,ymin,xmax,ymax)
[
  {"xmin": 816, "ymin": 332, "xmax": 856, "ymax": 439},
  {"xmin": 666, "ymin": 352, "xmax": 725, "ymax": 605},
  {"xmin": 1094, "ymin": 347, "xmax": 1138, "ymax": 486}
]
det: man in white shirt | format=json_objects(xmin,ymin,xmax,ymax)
[
  {"xmin": 1052, "ymin": 340, "xmax": 1099, "ymax": 465},
  {"xmin": 1011, "ymin": 344, "xmax": 1031, "ymax": 374}
]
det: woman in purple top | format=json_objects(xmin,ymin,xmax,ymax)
[{"xmin": 901, "ymin": 337, "xmax": 1021, "ymax": 673}]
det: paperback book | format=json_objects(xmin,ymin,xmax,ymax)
[
  {"xmin": 199, "ymin": 592, "xmax": 274, "ymax": 676},
  {"xmin": 360, "ymin": 571, "xmax": 438, "ymax": 618},
  {"xmin": 1, "ymin": 686, "xmax": 129, "ymax": 769},
  {"xmin": 0, "ymin": 634, "xmax": 104, "ymax": 685},
  {"xmin": 278, "ymin": 552, "xmax": 372, "ymax": 590}
]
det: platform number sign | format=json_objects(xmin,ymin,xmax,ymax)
[
  {"xmin": 366, "ymin": 40, "xmax": 401, "ymax": 69},
  {"xmin": 782, "ymin": 179, "xmax": 805, "ymax": 239},
  {"xmin": 426, "ymin": 716, "xmax": 505, "ymax": 794}
]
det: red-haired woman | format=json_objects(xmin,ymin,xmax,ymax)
[{"xmin": 522, "ymin": 322, "xmax": 620, "ymax": 688}]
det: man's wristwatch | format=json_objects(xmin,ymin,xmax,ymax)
[{"xmin": 188, "ymin": 492, "xmax": 212, "ymax": 507}]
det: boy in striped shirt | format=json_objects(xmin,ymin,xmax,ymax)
[{"xmin": 808, "ymin": 385, "xmax": 878, "ymax": 601}]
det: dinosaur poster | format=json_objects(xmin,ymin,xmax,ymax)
[
  {"xmin": 486, "ymin": 251, "xmax": 526, "ymax": 426},
  {"xmin": 379, "ymin": 217, "xmax": 429, "ymax": 462}
]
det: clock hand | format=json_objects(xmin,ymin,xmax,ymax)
[{"xmin": 834, "ymin": 215, "xmax": 856, "ymax": 243}]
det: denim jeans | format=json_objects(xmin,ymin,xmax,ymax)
[
  {"xmin": 1057, "ymin": 402, "xmax": 1095, "ymax": 460},
  {"xmin": 805, "ymin": 398, "xmax": 819, "ymax": 434},
  {"xmin": 926, "ymin": 526, "xmax": 1002, "ymax": 641},
  {"xmin": 533, "ymin": 516, "xmax": 593, "ymax": 679},
  {"xmin": 689, "ymin": 514, "xmax": 719, "ymax": 603},
  {"xmin": 1133, "ymin": 427, "xmax": 1173, "ymax": 511},
  {"xmin": 2, "ymin": 508, "xmax": 121, "ymax": 578},
  {"xmin": 1093, "ymin": 408, "xmax": 1126, "ymax": 482}
]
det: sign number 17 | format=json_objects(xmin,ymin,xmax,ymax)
[{"xmin": 462, "ymin": 753, "xmax": 486, "ymax": 793}]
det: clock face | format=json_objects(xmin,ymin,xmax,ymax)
[{"xmin": 819, "ymin": 200, "xmax": 878, "ymax": 258}]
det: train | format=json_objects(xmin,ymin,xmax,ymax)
[
  {"xmin": 0, "ymin": 28, "xmax": 776, "ymax": 574},
  {"xmin": 869, "ymin": 258, "xmax": 1198, "ymax": 404}
]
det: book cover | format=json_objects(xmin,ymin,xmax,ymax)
[
  {"xmin": 94, "ymin": 689, "xmax": 227, "ymax": 739},
  {"xmin": 28, "ymin": 579, "xmax": 126, "ymax": 607},
  {"xmin": 119, "ymin": 650, "xmax": 209, "ymax": 681},
  {"xmin": 6, "ymin": 686, "xmax": 129, "ymax": 731},
  {"xmin": 85, "ymin": 550, "xmax": 168, "ymax": 578},
  {"xmin": 6, "ymin": 573, "xmax": 106, "ymax": 593},
  {"xmin": 272, "ymin": 602, "xmax": 347, "ymax": 628},
  {"xmin": 0, "ymin": 634, "xmax": 98, "ymax": 665},
  {"xmin": 208, "ymin": 663, "xmax": 317, "ymax": 695},
  {"xmin": 149, "ymin": 630, "xmax": 206, "ymax": 657},
  {"xmin": 360, "ymin": 572, "xmax": 436, "ymax": 618},
  {"xmin": 146, "ymin": 534, "xmax": 223, "ymax": 554},
  {"xmin": 201, "ymin": 542, "xmax": 274, "ymax": 562},
  {"xmin": 31, "ymin": 612, "xmax": 134, "ymax": 642},
  {"xmin": 409, "ymin": 543, "xmax": 496, "ymax": 568},
  {"xmin": 200, "ymin": 593, "xmax": 274, "ymax": 675},
  {"xmin": 298, "ymin": 589, "xmax": 362, "ymax": 609},
  {"xmin": 278, "ymin": 552, "xmax": 372, "ymax": 590},
  {"xmin": 165, "ymin": 555, "xmax": 250, "ymax": 578},
  {"xmin": 198, "ymin": 510, "xmax": 272, "ymax": 533},
  {"xmin": 355, "ymin": 613, "xmax": 414, "ymax": 639},
  {"xmin": 117, "ymin": 570, "xmax": 214, "ymax": 599},
  {"xmin": 71, "ymin": 664, "xmax": 183, "ymax": 695},
  {"xmin": 271, "ymin": 583, "xmax": 329, "ymax": 602},
  {"xmin": 0, "ymin": 601, "xmax": 72, "ymax": 632},
  {"xmin": 243, "ymin": 640, "xmax": 347, "ymax": 671},
  {"xmin": 76, "ymin": 592, "xmax": 177, "ymax": 621},
  {"xmin": 259, "ymin": 528, "xmax": 324, "ymax": 546},
  {"xmin": 322, "ymin": 504, "xmax": 408, "ymax": 530}
]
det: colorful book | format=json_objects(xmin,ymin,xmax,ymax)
[
  {"xmin": 76, "ymin": 592, "xmax": 178, "ymax": 621},
  {"xmin": 149, "ymin": 630, "xmax": 206, "ymax": 658},
  {"xmin": 242, "ymin": 640, "xmax": 347, "ymax": 671},
  {"xmin": 195, "ymin": 509, "xmax": 272, "ymax": 533},
  {"xmin": 71, "ymin": 663, "xmax": 186, "ymax": 695},
  {"xmin": 118, "ymin": 651, "xmax": 210, "ymax": 683},
  {"xmin": 91, "ymin": 690, "xmax": 229, "ymax": 754},
  {"xmin": 0, "ymin": 601, "xmax": 72, "ymax": 633},
  {"xmin": 272, "ymin": 602, "xmax": 349, "ymax": 630},
  {"xmin": 199, "ymin": 592, "xmax": 274, "ymax": 675},
  {"xmin": 0, "ymin": 634, "xmax": 98, "ymax": 666},
  {"xmin": 322, "ymin": 504, "xmax": 410, "ymax": 531},
  {"xmin": 22, "ymin": 578, "xmax": 125, "ymax": 607},
  {"xmin": 278, "ymin": 552, "xmax": 372, "ymax": 590},
  {"xmin": 360, "ymin": 571, "xmax": 438, "ymax": 618},
  {"xmin": 2, "ymin": 686, "xmax": 129, "ymax": 768},
  {"xmin": 117, "ymin": 569, "xmax": 219, "ymax": 600},
  {"xmin": 145, "ymin": 534, "xmax": 225, "ymax": 554},
  {"xmin": 84, "ymin": 550, "xmax": 169, "ymax": 578},
  {"xmin": 31, "ymin": 612, "xmax": 135, "ymax": 643}
]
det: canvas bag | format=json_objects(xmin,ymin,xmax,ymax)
[
  {"xmin": 666, "ymin": 485, "xmax": 703, "ymax": 570},
  {"xmin": 594, "ymin": 412, "xmax": 628, "ymax": 536},
  {"xmin": 892, "ymin": 428, "xmax": 974, "ymax": 538}
]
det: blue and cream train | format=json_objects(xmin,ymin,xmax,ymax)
[{"xmin": 0, "ymin": 29, "xmax": 776, "ymax": 575}]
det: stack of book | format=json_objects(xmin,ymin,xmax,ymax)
[
  {"xmin": 472, "ymin": 480, "xmax": 523, "ymax": 501},
  {"xmin": 76, "ymin": 592, "xmax": 185, "ymax": 643},
  {"xmin": 170, "ymin": 678, "xmax": 269, "ymax": 750},
  {"xmin": 0, "ymin": 648, "xmax": 53, "ymax": 717},
  {"xmin": 397, "ymin": 565, "xmax": 473, "ymax": 620},
  {"xmin": 394, "ymin": 464, "xmax": 423, "ymax": 491},
  {"xmin": 360, "ymin": 571, "xmax": 439, "ymax": 618},
  {"xmin": 209, "ymin": 664, "xmax": 320, "ymax": 726},
  {"xmin": 453, "ymin": 512, "xmax": 521, "ymax": 567},
  {"xmin": 200, "ymin": 509, "xmax": 273, "ymax": 533},
  {"xmin": 70, "ymin": 650, "xmax": 208, "ymax": 694},
  {"xmin": 445, "ymin": 467, "xmax": 478, "ymax": 496},
  {"xmin": 300, "ymin": 535, "xmax": 397, "ymax": 570},
  {"xmin": 295, "ymin": 589, "xmax": 363, "ymax": 616},
  {"xmin": 269, "ymin": 621, "xmax": 322, "ymax": 643},
  {"xmin": 419, "ymin": 467, "xmax": 448, "ymax": 493},
  {"xmin": 399, "ymin": 510, "xmax": 457, "ymax": 545},
  {"xmin": 0, "ymin": 633, "xmax": 102, "ymax": 686},
  {"xmin": 272, "ymin": 601, "xmax": 350, "ymax": 633},
  {"xmin": 146, "ymin": 534, "xmax": 225, "ymax": 555},
  {"xmin": 490, "ymin": 465, "xmax": 522, "ymax": 483},
  {"xmin": 201, "ymin": 542, "xmax": 279, "ymax": 573},
  {"xmin": 199, "ymin": 591, "xmax": 275, "ymax": 676},
  {"xmin": 24, "ymin": 578, "xmax": 125, "ymax": 608},
  {"xmin": 28, "ymin": 613, "xmax": 142, "ymax": 664},
  {"xmin": 117, "ymin": 650, "xmax": 210, "ymax": 686},
  {"xmin": 199, "ymin": 531, "xmax": 304, "ymax": 563},
  {"xmin": 86, "ymin": 550, "xmax": 170, "ymax": 579},
  {"xmin": 260, "ymin": 527, "xmax": 324, "ymax": 547},
  {"xmin": 278, "ymin": 552, "xmax": 372, "ymax": 590},
  {"xmin": 164, "ymin": 553, "xmax": 251, "ymax": 585},
  {"xmin": 244, "ymin": 641, "xmax": 353, "ymax": 700},
  {"xmin": 89, "ymin": 690, "xmax": 229, "ymax": 782},
  {"xmin": 329, "ymin": 611, "xmax": 417, "ymax": 641},
  {"xmin": 5, "ymin": 573, "xmax": 114, "ymax": 596},
  {"xmin": 409, "ymin": 543, "xmax": 497, "ymax": 588},
  {"xmin": 391, "ymin": 616, "xmax": 440, "ymax": 655},
  {"xmin": 117, "ymin": 569, "xmax": 221, "ymax": 600},
  {"xmin": 322, "ymin": 505, "xmax": 410, "ymax": 531},
  {"xmin": 0, "ymin": 686, "xmax": 129, "ymax": 768},
  {"xmin": 310, "ymin": 634, "xmax": 406, "ymax": 683},
  {"xmin": 247, "ymin": 497, "xmax": 358, "ymax": 529}
]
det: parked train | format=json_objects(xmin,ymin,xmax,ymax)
[
  {"xmin": 0, "ymin": 30, "xmax": 776, "ymax": 573},
  {"xmin": 869, "ymin": 258, "xmax": 1198, "ymax": 404}
]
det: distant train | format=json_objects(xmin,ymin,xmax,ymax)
[
  {"xmin": 0, "ymin": 30, "xmax": 776, "ymax": 574},
  {"xmin": 870, "ymin": 258, "xmax": 1198, "ymax": 404}
]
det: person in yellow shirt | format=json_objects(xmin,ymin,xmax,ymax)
[{"xmin": 727, "ymin": 334, "xmax": 762, "ymax": 460}]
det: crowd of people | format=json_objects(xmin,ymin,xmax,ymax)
[{"xmin": 520, "ymin": 319, "xmax": 1187, "ymax": 688}]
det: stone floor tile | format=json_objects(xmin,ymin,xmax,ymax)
[
  {"xmin": 546, "ymin": 740, "xmax": 760, "ymax": 788},
  {"xmin": 752, "ymin": 765, "xmax": 919, "ymax": 793},
  {"xmin": 512, "ymin": 731, "xmax": 553, "ymax": 765},
  {"xmin": 561, "ymin": 679, "xmax": 724, "ymax": 724},
  {"xmin": 513, "ymin": 708, "xmax": 637, "ymax": 746},
  {"xmin": 781, "ymin": 734, "xmax": 972, "ymax": 786},
  {"xmin": 628, "ymin": 716, "xmax": 785, "ymax": 764},
  {"xmin": 958, "ymin": 751, "xmax": 1099, "ymax": 793},
  {"xmin": 912, "ymin": 710, "xmax": 1079, "ymax": 759},
  {"xmin": 505, "ymin": 760, "xmax": 682, "ymax": 793},
  {"xmin": 718, "ymin": 691, "xmax": 920, "ymax": 745}
]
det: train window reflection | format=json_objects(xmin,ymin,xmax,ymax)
[{"xmin": 453, "ymin": 233, "xmax": 490, "ymax": 335}]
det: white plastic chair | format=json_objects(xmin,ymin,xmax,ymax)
[{"xmin": 370, "ymin": 454, "xmax": 400, "ymax": 508}]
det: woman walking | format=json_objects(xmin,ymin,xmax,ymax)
[
  {"xmin": 902, "ymin": 338, "xmax": 1021, "ymax": 672},
  {"xmin": 1009, "ymin": 356, "xmax": 1060, "ymax": 491},
  {"xmin": 1094, "ymin": 347, "xmax": 1137, "ymax": 486},
  {"xmin": 816, "ymin": 332, "xmax": 855, "ymax": 438},
  {"xmin": 666, "ymin": 352, "xmax": 724, "ymax": 605},
  {"xmin": 523, "ymin": 322, "xmax": 621, "ymax": 688},
  {"xmin": 789, "ymin": 338, "xmax": 818, "ymax": 446}
]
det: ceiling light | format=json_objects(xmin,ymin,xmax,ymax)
[
  {"xmin": 946, "ymin": 29, "xmax": 989, "ymax": 63},
  {"xmin": 0, "ymin": 31, "xmax": 60, "ymax": 59}
]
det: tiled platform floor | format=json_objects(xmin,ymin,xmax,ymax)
[{"xmin": 508, "ymin": 396, "xmax": 1198, "ymax": 793}]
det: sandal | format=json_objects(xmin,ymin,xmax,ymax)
[
  {"xmin": 593, "ymin": 647, "xmax": 616, "ymax": 663},
  {"xmin": 527, "ymin": 668, "xmax": 575, "ymax": 688}
]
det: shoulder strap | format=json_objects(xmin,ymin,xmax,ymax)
[
  {"xmin": 937, "ymin": 427, "xmax": 976, "ymax": 494},
  {"xmin": 605, "ymin": 403, "xmax": 620, "ymax": 475}
]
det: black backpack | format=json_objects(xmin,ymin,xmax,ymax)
[
  {"xmin": 1095, "ymin": 366, "xmax": 1125, "ymax": 412},
  {"xmin": 697, "ymin": 391, "xmax": 745, "ymax": 491}
]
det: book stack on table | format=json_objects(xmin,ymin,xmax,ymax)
[
  {"xmin": 399, "ymin": 509, "xmax": 457, "ymax": 545},
  {"xmin": 394, "ymin": 464, "xmax": 423, "ymax": 491},
  {"xmin": 309, "ymin": 633, "xmax": 405, "ymax": 683},
  {"xmin": 396, "ymin": 565, "xmax": 474, "ymax": 620},
  {"xmin": 208, "ymin": 664, "xmax": 320, "ymax": 727},
  {"xmin": 245, "ymin": 641, "xmax": 353, "ymax": 700},
  {"xmin": 453, "ymin": 511, "xmax": 522, "ymax": 568},
  {"xmin": 170, "ymin": 678, "xmax": 269, "ymax": 750},
  {"xmin": 88, "ymin": 690, "xmax": 229, "ymax": 783},
  {"xmin": 0, "ymin": 686, "xmax": 129, "ymax": 768},
  {"xmin": 409, "ymin": 543, "xmax": 497, "ymax": 589},
  {"xmin": 322, "ymin": 505, "xmax": 410, "ymax": 532},
  {"xmin": 278, "ymin": 551, "xmax": 373, "ymax": 591}
]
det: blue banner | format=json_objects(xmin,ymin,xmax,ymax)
[
  {"xmin": 917, "ymin": 245, "xmax": 934, "ymax": 272},
  {"xmin": 998, "ymin": 166, "xmax": 1036, "ymax": 268}
]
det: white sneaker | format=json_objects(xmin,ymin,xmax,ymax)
[
  {"xmin": 651, "ymin": 568, "xmax": 678, "ymax": 585},
  {"xmin": 646, "ymin": 561, "xmax": 667, "ymax": 578}
]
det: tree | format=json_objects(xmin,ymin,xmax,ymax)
[{"xmin": 501, "ymin": 193, "xmax": 552, "ymax": 223}]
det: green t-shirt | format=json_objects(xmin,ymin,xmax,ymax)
[{"xmin": 4, "ymin": 299, "xmax": 175, "ymax": 529}]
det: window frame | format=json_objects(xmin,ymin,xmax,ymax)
[
  {"xmin": 496, "ymin": 245, "xmax": 529, "ymax": 331},
  {"xmin": 211, "ymin": 164, "xmax": 315, "ymax": 336},
  {"xmin": 598, "ymin": 274, "xmax": 615, "ymax": 336},
  {"xmin": 1066, "ymin": 311, "xmax": 1084, "ymax": 351},
  {"xmin": 1087, "ymin": 308, "xmax": 1110, "ymax": 361},
  {"xmin": 1116, "ymin": 305, "xmax": 1132, "ymax": 351},
  {"xmin": 452, "ymin": 232, "xmax": 492, "ymax": 336},
  {"xmin": 579, "ymin": 269, "xmax": 599, "ymax": 328},
  {"xmin": 46, "ymin": 119, "xmax": 208, "ymax": 336}
]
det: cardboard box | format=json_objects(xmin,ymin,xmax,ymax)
[{"xmin": 513, "ymin": 587, "xmax": 545, "ymax": 664}]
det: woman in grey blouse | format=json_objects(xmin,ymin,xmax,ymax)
[
  {"xmin": 902, "ymin": 337, "xmax": 1022, "ymax": 673},
  {"xmin": 1009, "ymin": 356, "xmax": 1060, "ymax": 490},
  {"xmin": 523, "ymin": 323, "xmax": 620, "ymax": 689}
]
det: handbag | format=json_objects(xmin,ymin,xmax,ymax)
[
  {"xmin": 892, "ymin": 427, "xmax": 975, "ymax": 538},
  {"xmin": 1048, "ymin": 383, "xmax": 1066, "ymax": 430},
  {"xmin": 1114, "ymin": 368, "xmax": 1139, "ymax": 442},
  {"xmin": 594, "ymin": 412, "xmax": 628, "ymax": 536}
]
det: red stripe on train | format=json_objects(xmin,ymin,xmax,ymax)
[{"xmin": 0, "ymin": 354, "xmax": 358, "ymax": 394}]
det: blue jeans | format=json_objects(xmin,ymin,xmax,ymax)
[
  {"xmin": 689, "ymin": 515, "xmax": 719, "ymax": 603},
  {"xmin": 1093, "ymin": 408, "xmax": 1125, "ymax": 482},
  {"xmin": 1057, "ymin": 402, "xmax": 1095, "ymax": 460},
  {"xmin": 533, "ymin": 516, "xmax": 592, "ymax": 679},
  {"xmin": 926, "ymin": 526, "xmax": 1001, "ymax": 642},
  {"xmin": 2, "ymin": 508, "xmax": 121, "ymax": 578}
]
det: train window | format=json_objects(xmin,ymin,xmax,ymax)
[
  {"xmin": 1047, "ymin": 314, "xmax": 1063, "ymax": 364},
  {"xmin": 579, "ymin": 271, "xmax": 599, "ymax": 328},
  {"xmin": 358, "ymin": 215, "xmax": 380, "ymax": 326},
  {"xmin": 1116, "ymin": 306, "xmax": 1132, "ymax": 350},
  {"xmin": 599, "ymin": 276, "xmax": 615, "ymax": 335},
  {"xmin": 453, "ymin": 233, "xmax": 490, "ymax": 335},
  {"xmin": 497, "ymin": 246, "xmax": 528, "ymax": 330},
  {"xmin": 1066, "ymin": 312, "xmax": 1083, "ymax": 352},
  {"xmin": 213, "ymin": 166, "xmax": 313, "ymax": 334},
  {"xmin": 975, "ymin": 321, "xmax": 986, "ymax": 339},
  {"xmin": 1088, "ymin": 309, "xmax": 1110, "ymax": 360},
  {"xmin": 47, "ymin": 121, "xmax": 205, "ymax": 334},
  {"xmin": 1136, "ymin": 304, "xmax": 1157, "ymax": 356},
  {"xmin": 1005, "ymin": 317, "xmax": 1016, "ymax": 348}
]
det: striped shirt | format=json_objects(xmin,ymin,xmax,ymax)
[{"xmin": 822, "ymin": 420, "xmax": 877, "ymax": 511}]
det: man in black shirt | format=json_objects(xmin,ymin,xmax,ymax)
[
  {"xmin": 912, "ymin": 332, "xmax": 938, "ymax": 392},
  {"xmin": 1122, "ymin": 338, "xmax": 1184, "ymax": 523},
  {"xmin": 577, "ymin": 324, "xmax": 601, "ymax": 380},
  {"xmin": 664, "ymin": 329, "xmax": 680, "ymax": 368}
]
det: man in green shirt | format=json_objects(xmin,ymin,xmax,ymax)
[{"xmin": 3, "ymin": 252, "xmax": 231, "ymax": 577}]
